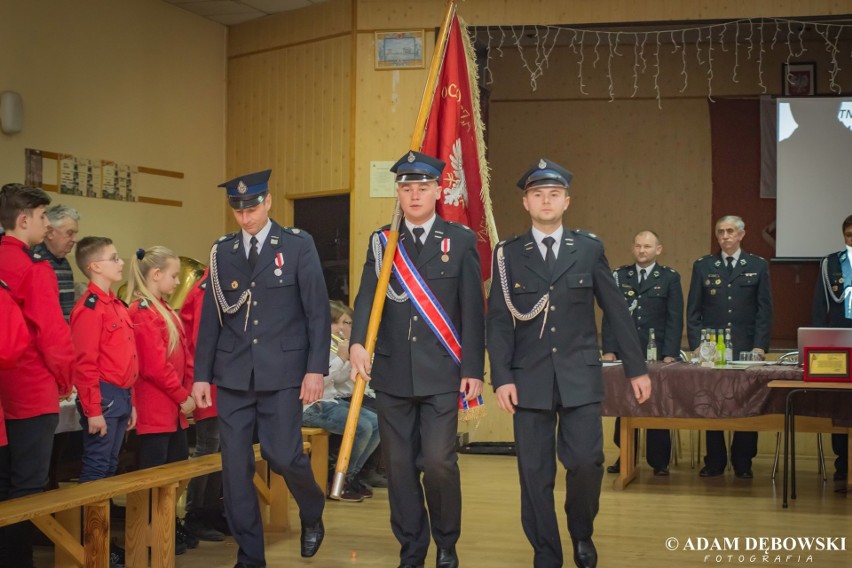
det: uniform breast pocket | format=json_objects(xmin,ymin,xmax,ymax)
[
  {"xmin": 511, "ymin": 281, "xmax": 540, "ymax": 295},
  {"xmin": 566, "ymin": 273, "xmax": 592, "ymax": 302},
  {"xmin": 737, "ymin": 276, "xmax": 758, "ymax": 287},
  {"xmin": 267, "ymin": 273, "xmax": 296, "ymax": 288},
  {"xmin": 426, "ymin": 264, "xmax": 460, "ymax": 279},
  {"xmin": 647, "ymin": 287, "xmax": 668, "ymax": 299}
]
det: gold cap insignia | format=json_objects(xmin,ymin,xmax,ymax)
[
  {"xmin": 407, "ymin": 152, "xmax": 416, "ymax": 163},
  {"xmin": 237, "ymin": 180, "xmax": 248, "ymax": 194},
  {"xmin": 538, "ymin": 159, "xmax": 547, "ymax": 169}
]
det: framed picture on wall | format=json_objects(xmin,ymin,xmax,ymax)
[
  {"xmin": 782, "ymin": 62, "xmax": 816, "ymax": 96},
  {"xmin": 375, "ymin": 31, "xmax": 424, "ymax": 69}
]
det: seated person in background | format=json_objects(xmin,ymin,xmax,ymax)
[
  {"xmin": 303, "ymin": 300, "xmax": 380, "ymax": 502},
  {"xmin": 32, "ymin": 204, "xmax": 80, "ymax": 321}
]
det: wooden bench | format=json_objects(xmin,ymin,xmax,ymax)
[{"xmin": 0, "ymin": 442, "xmax": 307, "ymax": 568}]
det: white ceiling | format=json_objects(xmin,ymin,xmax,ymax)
[{"xmin": 163, "ymin": 0, "xmax": 329, "ymax": 26}]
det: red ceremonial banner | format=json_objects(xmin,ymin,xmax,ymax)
[{"xmin": 420, "ymin": 15, "xmax": 497, "ymax": 284}]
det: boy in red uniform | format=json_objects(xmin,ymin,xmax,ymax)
[
  {"xmin": 0, "ymin": 183, "xmax": 74, "ymax": 568},
  {"xmin": 0, "ymin": 279, "xmax": 30, "ymax": 447},
  {"xmin": 70, "ymin": 237, "xmax": 139, "ymax": 481}
]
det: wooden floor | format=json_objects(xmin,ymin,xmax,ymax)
[{"xmin": 35, "ymin": 450, "xmax": 852, "ymax": 567}]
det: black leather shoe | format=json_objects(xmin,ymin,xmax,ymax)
[
  {"xmin": 653, "ymin": 467, "xmax": 670, "ymax": 476},
  {"xmin": 699, "ymin": 466, "xmax": 724, "ymax": 478},
  {"xmin": 734, "ymin": 469, "xmax": 753, "ymax": 479},
  {"xmin": 436, "ymin": 546, "xmax": 459, "ymax": 568},
  {"xmin": 606, "ymin": 459, "xmax": 620, "ymax": 474},
  {"xmin": 572, "ymin": 539, "xmax": 597, "ymax": 568},
  {"xmin": 300, "ymin": 519, "xmax": 324, "ymax": 558}
]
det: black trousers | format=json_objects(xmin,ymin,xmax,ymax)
[
  {"xmin": 218, "ymin": 385, "xmax": 323, "ymax": 567},
  {"xmin": 0, "ymin": 414, "xmax": 59, "ymax": 568},
  {"xmin": 612, "ymin": 417, "xmax": 671, "ymax": 470},
  {"xmin": 137, "ymin": 428, "xmax": 189, "ymax": 469},
  {"xmin": 514, "ymin": 401, "xmax": 604, "ymax": 568},
  {"xmin": 375, "ymin": 390, "xmax": 460, "ymax": 565},
  {"xmin": 704, "ymin": 430, "xmax": 757, "ymax": 472}
]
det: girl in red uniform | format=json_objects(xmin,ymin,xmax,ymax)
[{"xmin": 126, "ymin": 246, "xmax": 198, "ymax": 553}]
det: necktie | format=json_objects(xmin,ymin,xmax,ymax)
[
  {"xmin": 413, "ymin": 227, "xmax": 425, "ymax": 254},
  {"xmin": 726, "ymin": 256, "xmax": 735, "ymax": 275},
  {"xmin": 542, "ymin": 236, "xmax": 556, "ymax": 273},
  {"xmin": 248, "ymin": 236, "xmax": 259, "ymax": 269},
  {"xmin": 639, "ymin": 268, "xmax": 646, "ymax": 285}
]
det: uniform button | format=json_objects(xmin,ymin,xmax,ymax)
[
  {"xmin": 728, "ymin": 296, "xmax": 732, "ymax": 300},
  {"xmin": 253, "ymin": 301, "xmax": 258, "ymax": 306},
  {"xmin": 550, "ymin": 286, "xmax": 555, "ymax": 291},
  {"xmin": 637, "ymin": 306, "xmax": 642, "ymax": 310},
  {"xmin": 251, "ymin": 282, "xmax": 256, "ymax": 288},
  {"xmin": 579, "ymin": 279, "xmax": 583, "ymax": 284},
  {"xmin": 637, "ymin": 316, "xmax": 643, "ymax": 320},
  {"xmin": 550, "ymin": 327, "xmax": 556, "ymax": 333},
  {"xmin": 252, "ymin": 338, "xmax": 258, "ymax": 344},
  {"xmin": 727, "ymin": 322, "xmax": 732, "ymax": 326},
  {"xmin": 552, "ymin": 347, "xmax": 558, "ymax": 353},
  {"xmin": 728, "ymin": 309, "xmax": 732, "ymax": 313},
  {"xmin": 550, "ymin": 305, "xmax": 556, "ymax": 311},
  {"xmin": 412, "ymin": 336, "xmax": 417, "ymax": 342},
  {"xmin": 253, "ymin": 320, "xmax": 259, "ymax": 325},
  {"xmin": 727, "ymin": 284, "xmax": 731, "ymax": 288},
  {"xmin": 413, "ymin": 316, "xmax": 419, "ymax": 322}
]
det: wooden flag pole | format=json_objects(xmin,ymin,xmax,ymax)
[{"xmin": 330, "ymin": 0, "xmax": 458, "ymax": 498}]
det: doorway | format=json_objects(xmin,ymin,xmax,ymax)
[{"xmin": 293, "ymin": 194, "xmax": 350, "ymax": 304}]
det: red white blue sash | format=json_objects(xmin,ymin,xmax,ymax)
[{"xmin": 378, "ymin": 230, "xmax": 462, "ymax": 366}]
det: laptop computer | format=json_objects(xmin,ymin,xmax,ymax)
[{"xmin": 797, "ymin": 327, "xmax": 852, "ymax": 363}]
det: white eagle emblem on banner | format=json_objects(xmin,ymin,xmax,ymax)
[{"xmin": 442, "ymin": 138, "xmax": 468, "ymax": 208}]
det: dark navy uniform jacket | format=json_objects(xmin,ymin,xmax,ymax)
[
  {"xmin": 812, "ymin": 250, "xmax": 852, "ymax": 328},
  {"xmin": 194, "ymin": 221, "xmax": 330, "ymax": 391},
  {"xmin": 601, "ymin": 264, "xmax": 684, "ymax": 359},
  {"xmin": 350, "ymin": 216, "xmax": 485, "ymax": 398},
  {"xmin": 487, "ymin": 229, "xmax": 647, "ymax": 410},
  {"xmin": 686, "ymin": 251, "xmax": 773, "ymax": 354}
]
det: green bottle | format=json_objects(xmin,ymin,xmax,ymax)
[{"xmin": 716, "ymin": 329, "xmax": 726, "ymax": 365}]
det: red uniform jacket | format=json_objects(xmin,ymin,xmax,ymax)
[
  {"xmin": 0, "ymin": 236, "xmax": 74, "ymax": 419},
  {"xmin": 130, "ymin": 297, "xmax": 191, "ymax": 434},
  {"xmin": 70, "ymin": 282, "xmax": 139, "ymax": 418},
  {"xmin": 178, "ymin": 271, "xmax": 217, "ymax": 420},
  {"xmin": 0, "ymin": 280, "xmax": 30, "ymax": 445}
]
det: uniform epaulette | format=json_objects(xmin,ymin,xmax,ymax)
[
  {"xmin": 446, "ymin": 221, "xmax": 474, "ymax": 233},
  {"xmin": 216, "ymin": 232, "xmax": 238, "ymax": 243},
  {"xmin": 573, "ymin": 229, "xmax": 599, "ymax": 241},
  {"xmin": 616, "ymin": 264, "xmax": 631, "ymax": 271},
  {"xmin": 0, "ymin": 278, "xmax": 9, "ymax": 290},
  {"xmin": 496, "ymin": 235, "xmax": 521, "ymax": 248},
  {"xmin": 283, "ymin": 227, "xmax": 304, "ymax": 236},
  {"xmin": 84, "ymin": 293, "xmax": 99, "ymax": 310},
  {"xmin": 657, "ymin": 264, "xmax": 676, "ymax": 273},
  {"xmin": 27, "ymin": 249, "xmax": 48, "ymax": 262},
  {"xmin": 697, "ymin": 254, "xmax": 714, "ymax": 262}
]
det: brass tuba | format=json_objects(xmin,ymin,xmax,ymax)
[{"xmin": 168, "ymin": 256, "xmax": 207, "ymax": 310}]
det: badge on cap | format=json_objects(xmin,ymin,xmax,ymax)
[
  {"xmin": 538, "ymin": 159, "xmax": 547, "ymax": 169},
  {"xmin": 237, "ymin": 180, "xmax": 248, "ymax": 194},
  {"xmin": 408, "ymin": 152, "xmax": 416, "ymax": 163},
  {"xmin": 231, "ymin": 280, "xmax": 239, "ymax": 289}
]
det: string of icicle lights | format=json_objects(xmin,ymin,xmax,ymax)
[{"xmin": 477, "ymin": 18, "xmax": 851, "ymax": 109}]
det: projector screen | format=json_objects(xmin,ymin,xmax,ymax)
[{"xmin": 776, "ymin": 96, "xmax": 852, "ymax": 260}]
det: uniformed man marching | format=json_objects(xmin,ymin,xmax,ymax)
[
  {"xmin": 686, "ymin": 215, "xmax": 773, "ymax": 479},
  {"xmin": 487, "ymin": 159, "xmax": 651, "ymax": 568},
  {"xmin": 192, "ymin": 170, "xmax": 329, "ymax": 568},
  {"xmin": 349, "ymin": 151, "xmax": 485, "ymax": 568},
  {"xmin": 602, "ymin": 230, "xmax": 683, "ymax": 476},
  {"xmin": 811, "ymin": 214, "xmax": 852, "ymax": 481}
]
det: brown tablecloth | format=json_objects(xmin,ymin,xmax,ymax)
[{"xmin": 603, "ymin": 362, "xmax": 852, "ymax": 424}]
